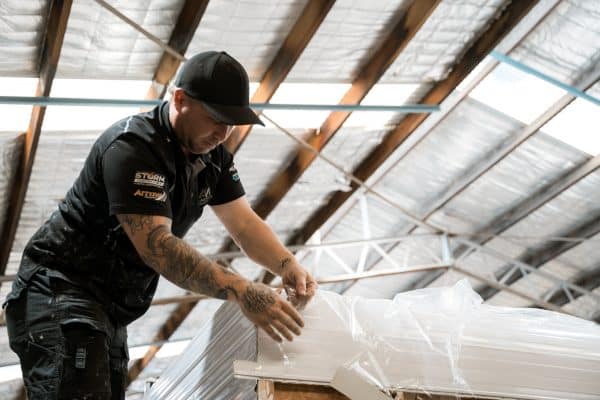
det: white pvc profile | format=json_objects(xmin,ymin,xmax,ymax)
[{"xmin": 236, "ymin": 282, "xmax": 600, "ymax": 399}]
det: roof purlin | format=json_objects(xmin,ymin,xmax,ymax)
[{"xmin": 254, "ymin": 0, "xmax": 441, "ymax": 221}]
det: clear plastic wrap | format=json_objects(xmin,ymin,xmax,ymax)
[
  {"xmin": 237, "ymin": 280, "xmax": 600, "ymax": 399},
  {"xmin": 146, "ymin": 301, "xmax": 256, "ymax": 400},
  {"xmin": 149, "ymin": 280, "xmax": 600, "ymax": 399}
]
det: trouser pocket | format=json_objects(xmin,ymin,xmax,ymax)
[
  {"xmin": 58, "ymin": 321, "xmax": 112, "ymax": 399},
  {"xmin": 10, "ymin": 325, "xmax": 63, "ymax": 399}
]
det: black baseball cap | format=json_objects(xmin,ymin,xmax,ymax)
[{"xmin": 174, "ymin": 51, "xmax": 264, "ymax": 126}]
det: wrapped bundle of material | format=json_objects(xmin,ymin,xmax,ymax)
[
  {"xmin": 145, "ymin": 301, "xmax": 256, "ymax": 400},
  {"xmin": 149, "ymin": 281, "xmax": 600, "ymax": 399}
]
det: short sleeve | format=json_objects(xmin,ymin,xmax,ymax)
[
  {"xmin": 208, "ymin": 147, "xmax": 245, "ymax": 205},
  {"xmin": 102, "ymin": 137, "xmax": 173, "ymax": 218}
]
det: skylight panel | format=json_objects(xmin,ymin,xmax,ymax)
[
  {"xmin": 262, "ymin": 83, "xmax": 350, "ymax": 128},
  {"xmin": 0, "ymin": 77, "xmax": 38, "ymax": 131},
  {"xmin": 469, "ymin": 63, "xmax": 566, "ymax": 125},
  {"xmin": 344, "ymin": 83, "xmax": 420, "ymax": 129},
  {"xmin": 541, "ymin": 96, "xmax": 600, "ymax": 156},
  {"xmin": 44, "ymin": 79, "xmax": 151, "ymax": 131}
]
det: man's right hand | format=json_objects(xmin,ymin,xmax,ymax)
[{"xmin": 237, "ymin": 282, "xmax": 304, "ymax": 342}]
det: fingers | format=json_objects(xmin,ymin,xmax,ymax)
[
  {"xmin": 281, "ymin": 300, "xmax": 304, "ymax": 328},
  {"xmin": 272, "ymin": 320, "xmax": 294, "ymax": 342},
  {"xmin": 296, "ymin": 273, "xmax": 307, "ymax": 296},
  {"xmin": 305, "ymin": 275, "xmax": 318, "ymax": 297},
  {"xmin": 259, "ymin": 306, "xmax": 302, "ymax": 343},
  {"xmin": 262, "ymin": 323, "xmax": 282, "ymax": 343}
]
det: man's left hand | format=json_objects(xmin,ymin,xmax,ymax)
[{"xmin": 279, "ymin": 258, "xmax": 317, "ymax": 309}]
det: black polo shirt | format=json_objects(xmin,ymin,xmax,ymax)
[{"xmin": 19, "ymin": 102, "xmax": 245, "ymax": 325}]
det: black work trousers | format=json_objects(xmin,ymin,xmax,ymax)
[{"xmin": 4, "ymin": 271, "xmax": 128, "ymax": 400}]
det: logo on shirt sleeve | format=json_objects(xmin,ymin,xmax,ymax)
[
  {"xmin": 133, "ymin": 171, "xmax": 166, "ymax": 188},
  {"xmin": 134, "ymin": 189, "xmax": 167, "ymax": 202},
  {"xmin": 197, "ymin": 187, "xmax": 212, "ymax": 205},
  {"xmin": 229, "ymin": 165, "xmax": 240, "ymax": 182}
]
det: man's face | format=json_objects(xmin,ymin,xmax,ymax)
[{"xmin": 172, "ymin": 91, "xmax": 233, "ymax": 155}]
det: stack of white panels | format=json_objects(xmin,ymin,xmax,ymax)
[{"xmin": 149, "ymin": 281, "xmax": 600, "ymax": 399}]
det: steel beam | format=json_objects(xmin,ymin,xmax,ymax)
[
  {"xmin": 0, "ymin": 96, "xmax": 438, "ymax": 112},
  {"xmin": 545, "ymin": 264, "xmax": 600, "ymax": 307},
  {"xmin": 454, "ymin": 236, "xmax": 600, "ymax": 304},
  {"xmin": 480, "ymin": 212, "xmax": 600, "ymax": 300}
]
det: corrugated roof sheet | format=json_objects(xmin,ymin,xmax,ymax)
[
  {"xmin": 185, "ymin": 0, "xmax": 309, "ymax": 81},
  {"xmin": 0, "ymin": 0, "xmax": 49, "ymax": 76},
  {"xmin": 510, "ymin": 0, "xmax": 600, "ymax": 86},
  {"xmin": 381, "ymin": 0, "xmax": 507, "ymax": 83},
  {"xmin": 285, "ymin": 0, "xmax": 411, "ymax": 82}
]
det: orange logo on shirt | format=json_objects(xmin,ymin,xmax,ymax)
[{"xmin": 134, "ymin": 189, "xmax": 167, "ymax": 202}]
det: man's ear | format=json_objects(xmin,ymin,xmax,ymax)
[{"xmin": 172, "ymin": 88, "xmax": 185, "ymax": 110}]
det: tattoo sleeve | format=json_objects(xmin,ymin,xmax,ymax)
[{"xmin": 119, "ymin": 214, "xmax": 243, "ymax": 300}]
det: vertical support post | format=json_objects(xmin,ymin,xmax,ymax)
[{"xmin": 357, "ymin": 194, "xmax": 372, "ymax": 273}]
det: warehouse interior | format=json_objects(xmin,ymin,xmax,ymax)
[{"xmin": 0, "ymin": 0, "xmax": 599, "ymax": 398}]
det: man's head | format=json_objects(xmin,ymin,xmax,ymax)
[{"xmin": 169, "ymin": 51, "xmax": 263, "ymax": 154}]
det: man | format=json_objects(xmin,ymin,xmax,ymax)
[{"xmin": 4, "ymin": 51, "xmax": 317, "ymax": 399}]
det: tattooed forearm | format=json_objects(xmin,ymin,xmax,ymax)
[
  {"xmin": 145, "ymin": 226, "xmax": 239, "ymax": 297},
  {"xmin": 241, "ymin": 284, "xmax": 276, "ymax": 313},
  {"xmin": 120, "ymin": 214, "xmax": 155, "ymax": 234},
  {"xmin": 119, "ymin": 214, "xmax": 245, "ymax": 300}
]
